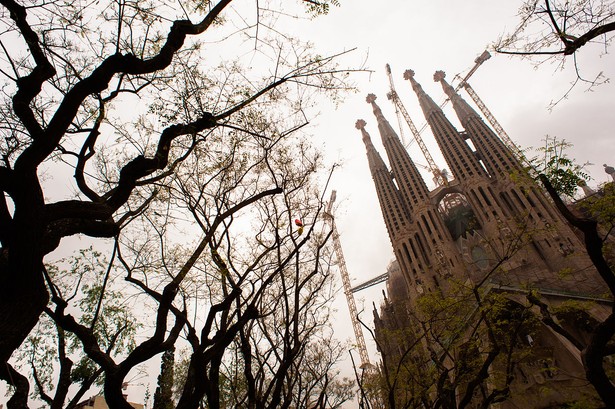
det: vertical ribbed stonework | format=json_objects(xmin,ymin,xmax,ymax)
[
  {"xmin": 370, "ymin": 64, "xmax": 607, "ymax": 409},
  {"xmin": 404, "ymin": 70, "xmax": 486, "ymax": 181},
  {"xmin": 433, "ymin": 70, "xmax": 540, "ymax": 219},
  {"xmin": 433, "ymin": 71, "xmax": 586, "ymax": 272},
  {"xmin": 405, "ymin": 70, "xmax": 511, "ymax": 230},
  {"xmin": 366, "ymin": 93, "xmax": 430, "ymax": 208},
  {"xmin": 434, "ymin": 71, "xmax": 522, "ymax": 177},
  {"xmin": 363, "ymin": 96, "xmax": 468, "ymax": 291},
  {"xmin": 358, "ymin": 118, "xmax": 459, "ymax": 294},
  {"xmin": 356, "ymin": 119, "xmax": 411, "ymax": 241}
]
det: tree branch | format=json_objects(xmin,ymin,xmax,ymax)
[
  {"xmin": 539, "ymin": 174, "xmax": 615, "ymax": 296},
  {"xmin": 526, "ymin": 291, "xmax": 585, "ymax": 350},
  {"xmin": 0, "ymin": 0, "xmax": 55, "ymax": 139},
  {"xmin": 563, "ymin": 21, "xmax": 615, "ymax": 55},
  {"xmin": 0, "ymin": 360, "xmax": 31, "ymax": 409},
  {"xmin": 14, "ymin": 0, "xmax": 233, "ymax": 171}
]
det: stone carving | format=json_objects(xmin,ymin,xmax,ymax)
[{"xmin": 604, "ymin": 163, "xmax": 615, "ymax": 182}]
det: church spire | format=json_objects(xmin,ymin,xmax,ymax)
[
  {"xmin": 404, "ymin": 69, "xmax": 442, "ymax": 118},
  {"xmin": 404, "ymin": 70, "xmax": 487, "ymax": 181},
  {"xmin": 357, "ymin": 119, "xmax": 411, "ymax": 239},
  {"xmin": 363, "ymin": 96, "xmax": 464, "ymax": 285},
  {"xmin": 357, "ymin": 118, "xmax": 386, "ymax": 173},
  {"xmin": 433, "ymin": 70, "xmax": 475, "ymax": 123},
  {"xmin": 365, "ymin": 94, "xmax": 430, "ymax": 207},
  {"xmin": 433, "ymin": 71, "xmax": 522, "ymax": 177}
]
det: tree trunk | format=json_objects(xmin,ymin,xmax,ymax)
[
  {"xmin": 0, "ymin": 169, "xmax": 48, "ymax": 409},
  {"xmin": 0, "ymin": 170, "xmax": 48, "ymax": 365}
]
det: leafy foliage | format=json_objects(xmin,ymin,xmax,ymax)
[
  {"xmin": 529, "ymin": 136, "xmax": 590, "ymax": 198},
  {"xmin": 0, "ymin": 1, "xmax": 360, "ymax": 408},
  {"xmin": 153, "ymin": 347, "xmax": 175, "ymax": 409},
  {"xmin": 370, "ymin": 278, "xmax": 543, "ymax": 409},
  {"xmin": 304, "ymin": 0, "xmax": 341, "ymax": 16},
  {"xmin": 14, "ymin": 248, "xmax": 138, "ymax": 405}
]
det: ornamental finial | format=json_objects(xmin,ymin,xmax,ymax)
[
  {"xmin": 605, "ymin": 164, "xmax": 615, "ymax": 181},
  {"xmin": 403, "ymin": 69, "xmax": 415, "ymax": 80},
  {"xmin": 433, "ymin": 70, "xmax": 446, "ymax": 82},
  {"xmin": 355, "ymin": 119, "xmax": 367, "ymax": 130},
  {"xmin": 366, "ymin": 94, "xmax": 377, "ymax": 104}
]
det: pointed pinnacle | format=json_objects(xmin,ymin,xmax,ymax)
[{"xmin": 433, "ymin": 70, "xmax": 446, "ymax": 82}]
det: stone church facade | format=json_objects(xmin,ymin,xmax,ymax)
[{"xmin": 357, "ymin": 69, "xmax": 610, "ymax": 408}]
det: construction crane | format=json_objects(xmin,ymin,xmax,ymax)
[
  {"xmin": 455, "ymin": 51, "xmax": 524, "ymax": 158},
  {"xmin": 324, "ymin": 190, "xmax": 372, "ymax": 369},
  {"xmin": 351, "ymin": 271, "xmax": 388, "ymax": 293},
  {"xmin": 385, "ymin": 64, "xmax": 449, "ymax": 187},
  {"xmin": 385, "ymin": 64, "xmax": 408, "ymax": 146},
  {"xmin": 403, "ymin": 50, "xmax": 492, "ymax": 144},
  {"xmin": 456, "ymin": 50, "xmax": 491, "ymax": 90}
]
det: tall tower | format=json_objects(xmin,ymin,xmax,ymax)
[
  {"xmin": 358, "ymin": 68, "xmax": 609, "ymax": 408},
  {"xmin": 405, "ymin": 70, "xmax": 512, "ymax": 240},
  {"xmin": 359, "ymin": 92, "xmax": 472, "ymax": 294},
  {"xmin": 356, "ymin": 119, "xmax": 411, "ymax": 245},
  {"xmin": 431, "ymin": 70, "xmax": 597, "ymax": 292}
]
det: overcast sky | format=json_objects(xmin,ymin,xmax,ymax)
[{"xmin": 282, "ymin": 0, "xmax": 615, "ymax": 377}]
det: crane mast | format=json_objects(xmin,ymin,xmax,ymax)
[
  {"xmin": 461, "ymin": 83, "xmax": 522, "ymax": 156},
  {"xmin": 324, "ymin": 191, "xmax": 371, "ymax": 369},
  {"xmin": 458, "ymin": 50, "xmax": 491, "ymax": 87},
  {"xmin": 455, "ymin": 51, "xmax": 523, "ymax": 158},
  {"xmin": 385, "ymin": 64, "xmax": 408, "ymax": 146},
  {"xmin": 385, "ymin": 64, "xmax": 448, "ymax": 186}
]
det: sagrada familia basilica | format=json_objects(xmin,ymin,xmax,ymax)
[{"xmin": 357, "ymin": 68, "xmax": 612, "ymax": 407}]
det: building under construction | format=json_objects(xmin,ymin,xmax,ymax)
[{"xmin": 357, "ymin": 63, "xmax": 610, "ymax": 408}]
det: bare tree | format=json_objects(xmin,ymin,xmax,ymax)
[
  {"xmin": 233, "ymin": 230, "xmax": 354, "ymax": 409},
  {"xmin": 496, "ymin": 0, "xmax": 615, "ymax": 57},
  {"xmin": 0, "ymin": 0, "xmax": 359, "ymax": 407},
  {"xmin": 494, "ymin": 0, "xmax": 615, "ymax": 102},
  {"xmin": 11, "ymin": 102, "xmax": 351, "ymax": 409}
]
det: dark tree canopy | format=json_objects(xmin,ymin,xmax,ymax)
[{"xmin": 0, "ymin": 1, "xmax": 358, "ymax": 408}]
